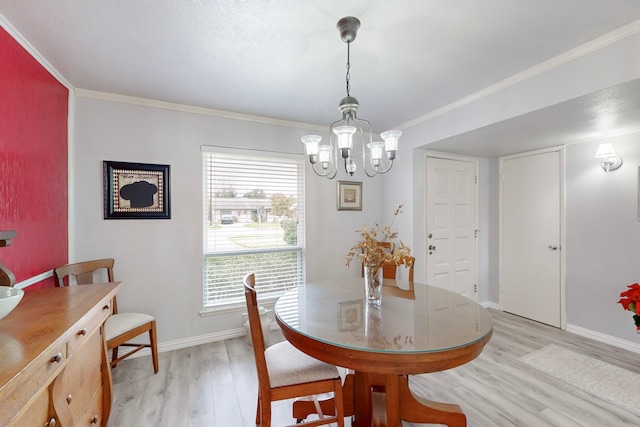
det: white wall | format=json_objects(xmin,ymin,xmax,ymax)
[
  {"xmin": 71, "ymin": 96, "xmax": 382, "ymax": 344},
  {"xmin": 566, "ymin": 136, "xmax": 640, "ymax": 341},
  {"xmin": 380, "ymin": 30, "xmax": 640, "ymax": 343},
  {"xmin": 71, "ymin": 30, "xmax": 640, "ymax": 347}
]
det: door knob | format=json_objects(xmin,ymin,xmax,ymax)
[
  {"xmin": 428, "ymin": 244, "xmax": 436, "ymax": 254},
  {"xmin": 548, "ymin": 245, "xmax": 558, "ymax": 250}
]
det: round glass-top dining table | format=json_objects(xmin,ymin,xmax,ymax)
[{"xmin": 274, "ymin": 278, "xmax": 493, "ymax": 427}]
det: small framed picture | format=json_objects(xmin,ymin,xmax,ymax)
[
  {"xmin": 103, "ymin": 161, "xmax": 171, "ymax": 219},
  {"xmin": 338, "ymin": 299, "xmax": 363, "ymax": 332},
  {"xmin": 337, "ymin": 181, "xmax": 362, "ymax": 211}
]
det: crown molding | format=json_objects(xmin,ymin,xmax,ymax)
[
  {"xmin": 397, "ymin": 18, "xmax": 640, "ymax": 130},
  {"xmin": 73, "ymin": 88, "xmax": 327, "ymax": 132}
]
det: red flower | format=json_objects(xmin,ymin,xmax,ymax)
[
  {"xmin": 618, "ymin": 283, "xmax": 640, "ymax": 332},
  {"xmin": 619, "ymin": 283, "xmax": 640, "ymax": 313}
]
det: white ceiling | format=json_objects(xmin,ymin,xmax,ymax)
[{"xmin": 2, "ymin": 0, "xmax": 640, "ymax": 157}]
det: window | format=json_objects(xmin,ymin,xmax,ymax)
[{"xmin": 202, "ymin": 146, "xmax": 305, "ymax": 308}]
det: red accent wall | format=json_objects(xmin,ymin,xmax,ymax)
[{"xmin": 0, "ymin": 26, "xmax": 68, "ymax": 289}]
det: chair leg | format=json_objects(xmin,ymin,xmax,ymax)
[
  {"xmin": 255, "ymin": 394, "xmax": 261, "ymax": 424},
  {"xmin": 111, "ymin": 347, "xmax": 119, "ymax": 368},
  {"xmin": 334, "ymin": 378, "xmax": 345, "ymax": 427},
  {"xmin": 256, "ymin": 394, "xmax": 272, "ymax": 426},
  {"xmin": 261, "ymin": 401, "xmax": 271, "ymax": 427},
  {"xmin": 149, "ymin": 322, "xmax": 159, "ymax": 373}
]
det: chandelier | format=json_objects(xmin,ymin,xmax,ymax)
[{"xmin": 301, "ymin": 16, "xmax": 401, "ymax": 179}]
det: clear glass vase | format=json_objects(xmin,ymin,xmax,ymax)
[{"xmin": 364, "ymin": 265, "xmax": 383, "ymax": 306}]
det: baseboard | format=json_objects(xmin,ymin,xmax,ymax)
[
  {"xmin": 124, "ymin": 323, "xmax": 279, "ymax": 359},
  {"xmin": 126, "ymin": 327, "xmax": 247, "ymax": 359},
  {"xmin": 480, "ymin": 300, "xmax": 499, "ymax": 310},
  {"xmin": 480, "ymin": 300, "xmax": 639, "ymax": 355},
  {"xmin": 566, "ymin": 323, "xmax": 640, "ymax": 355}
]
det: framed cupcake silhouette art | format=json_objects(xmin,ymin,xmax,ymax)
[{"xmin": 103, "ymin": 161, "xmax": 171, "ymax": 219}]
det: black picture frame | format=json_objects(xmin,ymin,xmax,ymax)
[{"xmin": 103, "ymin": 161, "xmax": 171, "ymax": 219}]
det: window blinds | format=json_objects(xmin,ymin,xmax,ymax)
[{"xmin": 202, "ymin": 147, "xmax": 305, "ymax": 306}]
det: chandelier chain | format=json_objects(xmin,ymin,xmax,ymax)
[{"xmin": 345, "ymin": 42, "xmax": 351, "ymax": 97}]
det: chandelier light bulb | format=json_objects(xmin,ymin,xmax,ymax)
[
  {"xmin": 381, "ymin": 130, "xmax": 401, "ymax": 160},
  {"xmin": 318, "ymin": 145, "xmax": 332, "ymax": 170},
  {"xmin": 301, "ymin": 135, "xmax": 321, "ymax": 164},
  {"xmin": 333, "ymin": 125, "xmax": 357, "ymax": 159},
  {"xmin": 368, "ymin": 141, "xmax": 385, "ymax": 169}
]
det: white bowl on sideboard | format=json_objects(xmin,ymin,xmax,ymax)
[{"xmin": 0, "ymin": 286, "xmax": 24, "ymax": 321}]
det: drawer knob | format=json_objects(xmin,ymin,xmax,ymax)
[
  {"xmin": 77, "ymin": 328, "xmax": 87, "ymax": 336},
  {"xmin": 66, "ymin": 394, "xmax": 73, "ymax": 404},
  {"xmin": 50, "ymin": 352, "xmax": 63, "ymax": 363},
  {"xmin": 90, "ymin": 415, "xmax": 99, "ymax": 424},
  {"xmin": 103, "ymin": 304, "xmax": 110, "ymax": 311},
  {"xmin": 46, "ymin": 418, "xmax": 56, "ymax": 427}
]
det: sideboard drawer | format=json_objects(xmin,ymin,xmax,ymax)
[
  {"xmin": 7, "ymin": 383, "xmax": 54, "ymax": 427},
  {"xmin": 67, "ymin": 300, "xmax": 111, "ymax": 354},
  {"xmin": 2, "ymin": 341, "xmax": 67, "ymax": 421}
]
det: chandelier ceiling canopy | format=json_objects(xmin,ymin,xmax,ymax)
[{"xmin": 302, "ymin": 16, "xmax": 401, "ymax": 179}]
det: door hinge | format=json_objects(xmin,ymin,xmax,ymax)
[
  {"xmin": 475, "ymin": 175, "xmax": 478, "ymax": 184},
  {"xmin": 474, "ymin": 229, "xmax": 479, "ymax": 238},
  {"xmin": 474, "ymin": 284, "xmax": 477, "ymax": 293}
]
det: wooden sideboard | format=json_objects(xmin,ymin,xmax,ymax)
[{"xmin": 0, "ymin": 282, "xmax": 122, "ymax": 426}]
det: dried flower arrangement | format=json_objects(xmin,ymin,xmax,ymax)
[{"xmin": 345, "ymin": 204, "xmax": 413, "ymax": 273}]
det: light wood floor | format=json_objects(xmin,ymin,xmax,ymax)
[{"xmin": 109, "ymin": 309, "xmax": 640, "ymax": 426}]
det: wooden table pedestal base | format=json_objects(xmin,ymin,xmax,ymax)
[{"xmin": 293, "ymin": 372, "xmax": 466, "ymax": 427}]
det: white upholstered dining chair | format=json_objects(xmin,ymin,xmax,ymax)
[
  {"xmin": 53, "ymin": 258, "xmax": 159, "ymax": 373},
  {"xmin": 243, "ymin": 272, "xmax": 345, "ymax": 427}
]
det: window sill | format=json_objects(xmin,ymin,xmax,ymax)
[{"xmin": 199, "ymin": 295, "xmax": 279, "ymax": 317}]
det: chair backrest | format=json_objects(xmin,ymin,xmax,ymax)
[
  {"xmin": 405, "ymin": 256, "xmax": 415, "ymax": 282},
  {"xmin": 383, "ymin": 255, "xmax": 415, "ymax": 284},
  {"xmin": 382, "ymin": 262, "xmax": 397, "ymax": 280},
  {"xmin": 54, "ymin": 258, "xmax": 118, "ymax": 312},
  {"xmin": 378, "ymin": 241, "xmax": 393, "ymax": 252},
  {"xmin": 243, "ymin": 273, "xmax": 271, "ymax": 392}
]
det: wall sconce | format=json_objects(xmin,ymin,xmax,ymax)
[{"xmin": 594, "ymin": 143, "xmax": 622, "ymax": 172}]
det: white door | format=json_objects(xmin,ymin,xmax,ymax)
[
  {"xmin": 426, "ymin": 156, "xmax": 477, "ymax": 301},
  {"xmin": 500, "ymin": 149, "xmax": 562, "ymax": 327}
]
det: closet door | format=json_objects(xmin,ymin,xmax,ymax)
[{"xmin": 500, "ymin": 148, "xmax": 563, "ymax": 327}]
